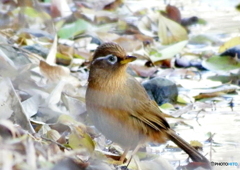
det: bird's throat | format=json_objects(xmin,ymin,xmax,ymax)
[{"xmin": 88, "ymin": 69, "xmax": 127, "ymax": 93}]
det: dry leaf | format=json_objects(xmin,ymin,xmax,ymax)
[
  {"xmin": 51, "ymin": 0, "xmax": 72, "ymax": 18},
  {"xmin": 0, "ymin": 77, "xmax": 34, "ymax": 133},
  {"xmin": 190, "ymin": 140, "xmax": 203, "ymax": 149},
  {"xmin": 68, "ymin": 125, "xmax": 95, "ymax": 153},
  {"xmin": 39, "ymin": 60, "xmax": 70, "ymax": 82},
  {"xmin": 194, "ymin": 84, "xmax": 239, "ymax": 99},
  {"xmin": 129, "ymin": 64, "xmax": 158, "ymax": 77},
  {"xmin": 46, "ymin": 35, "xmax": 58, "ymax": 64},
  {"xmin": 0, "ymin": 120, "xmax": 21, "ymax": 138},
  {"xmin": 158, "ymin": 13, "xmax": 188, "ymax": 45},
  {"xmin": 103, "ymin": 0, "xmax": 124, "ymax": 10},
  {"xmin": 47, "ymin": 129, "xmax": 61, "ymax": 141},
  {"xmin": 113, "ymin": 36, "xmax": 142, "ymax": 53},
  {"xmin": 165, "ymin": 4, "xmax": 181, "ymax": 23}
]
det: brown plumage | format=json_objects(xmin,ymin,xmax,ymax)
[{"xmin": 86, "ymin": 42, "xmax": 210, "ymax": 167}]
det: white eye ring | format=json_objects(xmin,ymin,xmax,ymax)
[{"xmin": 107, "ymin": 55, "xmax": 117, "ymax": 64}]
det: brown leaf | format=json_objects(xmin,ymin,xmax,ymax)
[
  {"xmin": 154, "ymin": 59, "xmax": 172, "ymax": 68},
  {"xmin": 113, "ymin": 36, "xmax": 142, "ymax": 53},
  {"xmin": 129, "ymin": 64, "xmax": 158, "ymax": 77},
  {"xmin": 105, "ymin": 154, "xmax": 127, "ymax": 163},
  {"xmin": 194, "ymin": 84, "xmax": 239, "ymax": 99},
  {"xmin": 166, "ymin": 4, "xmax": 181, "ymax": 23},
  {"xmin": 0, "ymin": 120, "xmax": 21, "ymax": 138},
  {"xmin": 182, "ymin": 161, "xmax": 211, "ymax": 170},
  {"xmin": 96, "ymin": 32, "xmax": 120, "ymax": 43},
  {"xmin": 104, "ymin": 0, "xmax": 124, "ymax": 10},
  {"xmin": 39, "ymin": 60, "xmax": 70, "ymax": 82},
  {"xmin": 133, "ymin": 34, "xmax": 154, "ymax": 44},
  {"xmin": 51, "ymin": 0, "xmax": 72, "ymax": 18}
]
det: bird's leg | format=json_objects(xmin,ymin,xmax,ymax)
[
  {"xmin": 120, "ymin": 148, "xmax": 129, "ymax": 163},
  {"xmin": 125, "ymin": 145, "xmax": 141, "ymax": 168}
]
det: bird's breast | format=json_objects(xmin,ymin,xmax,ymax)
[{"xmin": 86, "ymin": 86, "xmax": 147, "ymax": 148}]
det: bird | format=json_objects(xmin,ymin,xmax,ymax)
[{"xmin": 85, "ymin": 42, "xmax": 210, "ymax": 168}]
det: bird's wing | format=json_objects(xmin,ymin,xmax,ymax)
[{"xmin": 126, "ymin": 76, "xmax": 170, "ymax": 131}]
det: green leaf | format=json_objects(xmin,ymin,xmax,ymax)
[
  {"xmin": 159, "ymin": 103, "xmax": 176, "ymax": 114},
  {"xmin": 202, "ymin": 55, "xmax": 240, "ymax": 71},
  {"xmin": 160, "ymin": 103, "xmax": 175, "ymax": 109},
  {"xmin": 57, "ymin": 19, "xmax": 91, "ymax": 39},
  {"xmin": 177, "ymin": 94, "xmax": 195, "ymax": 104},
  {"xmin": 150, "ymin": 40, "xmax": 188, "ymax": 62},
  {"xmin": 12, "ymin": 7, "xmax": 51, "ymax": 19}
]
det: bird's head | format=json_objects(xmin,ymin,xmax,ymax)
[{"xmin": 89, "ymin": 42, "xmax": 136, "ymax": 78}]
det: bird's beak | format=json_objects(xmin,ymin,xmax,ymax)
[{"xmin": 120, "ymin": 56, "xmax": 137, "ymax": 64}]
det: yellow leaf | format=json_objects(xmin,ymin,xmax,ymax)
[
  {"xmin": 160, "ymin": 103, "xmax": 175, "ymax": 109},
  {"xmin": 177, "ymin": 94, "xmax": 195, "ymax": 104},
  {"xmin": 158, "ymin": 13, "xmax": 188, "ymax": 45},
  {"xmin": 68, "ymin": 125, "xmax": 95, "ymax": 153},
  {"xmin": 219, "ymin": 37, "xmax": 240, "ymax": 53},
  {"xmin": 46, "ymin": 130, "xmax": 61, "ymax": 141},
  {"xmin": 57, "ymin": 114, "xmax": 78, "ymax": 126},
  {"xmin": 190, "ymin": 140, "xmax": 203, "ymax": 148}
]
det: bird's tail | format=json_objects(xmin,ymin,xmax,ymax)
[{"xmin": 166, "ymin": 130, "xmax": 211, "ymax": 168}]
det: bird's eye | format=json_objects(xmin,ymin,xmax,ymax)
[{"xmin": 107, "ymin": 55, "xmax": 117, "ymax": 64}]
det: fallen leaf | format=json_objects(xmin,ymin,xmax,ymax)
[
  {"xmin": 51, "ymin": 0, "xmax": 72, "ymax": 18},
  {"xmin": 219, "ymin": 37, "xmax": 240, "ymax": 53},
  {"xmin": 68, "ymin": 125, "xmax": 95, "ymax": 153},
  {"xmin": 158, "ymin": 13, "xmax": 188, "ymax": 45},
  {"xmin": 202, "ymin": 55, "xmax": 240, "ymax": 71},
  {"xmin": 165, "ymin": 4, "xmax": 181, "ymax": 23},
  {"xmin": 149, "ymin": 40, "xmax": 188, "ymax": 62},
  {"xmin": 46, "ymin": 35, "xmax": 58, "ymax": 64},
  {"xmin": 47, "ymin": 129, "xmax": 61, "ymax": 141},
  {"xmin": 39, "ymin": 60, "xmax": 70, "ymax": 82},
  {"xmin": 193, "ymin": 84, "xmax": 239, "ymax": 99},
  {"xmin": 58, "ymin": 19, "xmax": 91, "ymax": 39},
  {"xmin": 0, "ymin": 77, "xmax": 34, "ymax": 133}
]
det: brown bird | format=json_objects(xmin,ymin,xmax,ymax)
[{"xmin": 86, "ymin": 42, "xmax": 210, "ymax": 167}]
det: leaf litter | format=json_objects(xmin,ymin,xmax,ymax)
[{"xmin": 0, "ymin": 0, "xmax": 240, "ymax": 170}]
